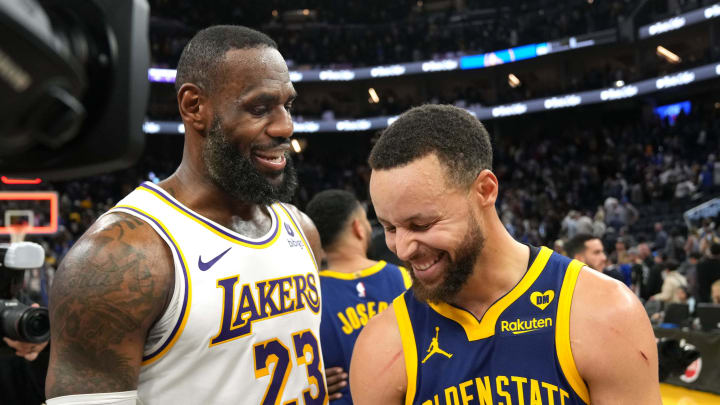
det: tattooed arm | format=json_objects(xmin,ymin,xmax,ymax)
[{"xmin": 46, "ymin": 213, "xmax": 174, "ymax": 398}]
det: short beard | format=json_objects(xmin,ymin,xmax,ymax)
[
  {"xmin": 203, "ymin": 115, "xmax": 298, "ymax": 205},
  {"xmin": 410, "ymin": 214, "xmax": 485, "ymax": 304}
]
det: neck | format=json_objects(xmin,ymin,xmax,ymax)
[
  {"xmin": 160, "ymin": 160, "xmax": 261, "ymax": 224},
  {"xmin": 324, "ymin": 244, "xmax": 377, "ymax": 274},
  {"xmin": 451, "ymin": 212, "xmax": 530, "ymax": 319}
]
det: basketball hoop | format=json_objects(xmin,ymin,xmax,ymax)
[{"xmin": 10, "ymin": 224, "xmax": 29, "ymax": 243}]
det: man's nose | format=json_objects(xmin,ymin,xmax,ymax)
[
  {"xmin": 267, "ymin": 106, "xmax": 293, "ymax": 139},
  {"xmin": 394, "ymin": 228, "xmax": 417, "ymax": 262}
]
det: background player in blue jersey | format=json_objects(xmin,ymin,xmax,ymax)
[
  {"xmin": 351, "ymin": 105, "xmax": 661, "ymax": 404},
  {"xmin": 306, "ymin": 189, "xmax": 411, "ymax": 404}
]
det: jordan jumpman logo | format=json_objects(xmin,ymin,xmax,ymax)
[{"xmin": 421, "ymin": 326, "xmax": 453, "ymax": 363}]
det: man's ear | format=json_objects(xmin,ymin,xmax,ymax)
[
  {"xmin": 351, "ymin": 219, "xmax": 365, "ymax": 241},
  {"xmin": 177, "ymin": 83, "xmax": 210, "ymax": 135},
  {"xmin": 471, "ymin": 169, "xmax": 499, "ymax": 208}
]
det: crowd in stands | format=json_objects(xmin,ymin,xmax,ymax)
[
  {"xmin": 5, "ymin": 100, "xmax": 720, "ymax": 313},
  {"xmin": 149, "ymin": 0, "xmax": 634, "ymax": 69},
  {"xmin": 146, "ymin": 0, "xmax": 720, "ymax": 123}
]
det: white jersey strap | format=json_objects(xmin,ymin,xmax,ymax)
[{"xmin": 46, "ymin": 391, "xmax": 142, "ymax": 405}]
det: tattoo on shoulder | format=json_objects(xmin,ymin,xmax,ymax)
[{"xmin": 48, "ymin": 215, "xmax": 169, "ymax": 395}]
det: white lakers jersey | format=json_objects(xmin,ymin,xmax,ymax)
[{"xmin": 106, "ymin": 182, "xmax": 327, "ymax": 405}]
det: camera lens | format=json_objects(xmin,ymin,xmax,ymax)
[
  {"xmin": 1, "ymin": 302, "xmax": 50, "ymax": 343},
  {"xmin": 20, "ymin": 308, "xmax": 50, "ymax": 343}
]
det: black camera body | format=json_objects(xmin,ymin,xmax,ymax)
[
  {"xmin": 0, "ymin": 0, "xmax": 150, "ymax": 180},
  {"xmin": 0, "ymin": 299, "xmax": 49, "ymax": 344},
  {"xmin": 0, "ymin": 243, "xmax": 50, "ymax": 344}
]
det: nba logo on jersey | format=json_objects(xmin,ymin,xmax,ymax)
[{"xmin": 356, "ymin": 281, "xmax": 366, "ymax": 297}]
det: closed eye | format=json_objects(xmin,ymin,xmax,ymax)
[
  {"xmin": 249, "ymin": 105, "xmax": 269, "ymax": 116},
  {"xmin": 411, "ymin": 223, "xmax": 432, "ymax": 232}
]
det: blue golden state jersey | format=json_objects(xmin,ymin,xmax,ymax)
[
  {"xmin": 394, "ymin": 246, "xmax": 590, "ymax": 405},
  {"xmin": 319, "ymin": 261, "xmax": 411, "ymax": 405}
]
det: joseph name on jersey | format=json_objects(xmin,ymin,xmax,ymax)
[
  {"xmin": 108, "ymin": 182, "xmax": 327, "ymax": 405},
  {"xmin": 319, "ymin": 260, "xmax": 411, "ymax": 405}
]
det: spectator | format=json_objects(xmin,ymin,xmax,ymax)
[
  {"xmin": 681, "ymin": 251, "xmax": 703, "ymax": 300},
  {"xmin": 576, "ymin": 210, "xmax": 594, "ymax": 235},
  {"xmin": 641, "ymin": 252, "xmax": 666, "ymax": 302},
  {"xmin": 629, "ymin": 246, "xmax": 650, "ymax": 297},
  {"xmin": 565, "ymin": 233, "xmax": 624, "ymax": 283},
  {"xmin": 653, "ymin": 222, "xmax": 669, "ymax": 253},
  {"xmin": 711, "ymin": 279, "xmax": 720, "ymax": 304},
  {"xmin": 561, "ymin": 210, "xmax": 580, "ymax": 238},
  {"xmin": 611, "ymin": 237, "xmax": 630, "ymax": 265},
  {"xmin": 592, "ymin": 207, "xmax": 607, "ymax": 238},
  {"xmin": 650, "ymin": 260, "xmax": 687, "ymax": 303},
  {"xmin": 697, "ymin": 243, "xmax": 720, "ymax": 303}
]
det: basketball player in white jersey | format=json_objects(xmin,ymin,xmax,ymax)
[{"xmin": 46, "ymin": 26, "xmax": 330, "ymax": 405}]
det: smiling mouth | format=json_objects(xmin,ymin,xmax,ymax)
[
  {"xmin": 252, "ymin": 150, "xmax": 287, "ymax": 172},
  {"xmin": 410, "ymin": 251, "xmax": 448, "ymax": 284},
  {"xmin": 413, "ymin": 252, "xmax": 444, "ymax": 272}
]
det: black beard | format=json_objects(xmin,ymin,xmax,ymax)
[
  {"xmin": 410, "ymin": 214, "xmax": 485, "ymax": 303},
  {"xmin": 203, "ymin": 116, "xmax": 298, "ymax": 205}
]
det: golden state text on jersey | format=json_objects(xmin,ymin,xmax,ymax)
[
  {"xmin": 394, "ymin": 246, "xmax": 590, "ymax": 405},
  {"xmin": 108, "ymin": 182, "xmax": 328, "ymax": 405}
]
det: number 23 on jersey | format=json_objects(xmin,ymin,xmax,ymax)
[{"xmin": 253, "ymin": 329, "xmax": 328, "ymax": 405}]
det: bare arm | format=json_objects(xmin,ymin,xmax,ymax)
[
  {"xmin": 46, "ymin": 213, "xmax": 174, "ymax": 398},
  {"xmin": 572, "ymin": 268, "xmax": 662, "ymax": 404},
  {"xmin": 350, "ymin": 303, "xmax": 406, "ymax": 405}
]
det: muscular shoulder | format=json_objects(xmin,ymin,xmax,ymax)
[
  {"xmin": 56, "ymin": 212, "xmax": 174, "ymax": 297},
  {"xmin": 569, "ymin": 267, "xmax": 661, "ymax": 403},
  {"xmin": 47, "ymin": 212, "xmax": 174, "ymax": 396},
  {"xmin": 350, "ymin": 300, "xmax": 406, "ymax": 405}
]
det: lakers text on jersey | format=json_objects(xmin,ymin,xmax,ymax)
[{"xmin": 108, "ymin": 182, "xmax": 328, "ymax": 405}]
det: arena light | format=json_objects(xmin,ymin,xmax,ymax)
[
  {"xmin": 508, "ymin": 73, "xmax": 521, "ymax": 88},
  {"xmin": 657, "ymin": 46, "xmax": 681, "ymax": 64},
  {"xmin": 614, "ymin": 80, "xmax": 625, "ymax": 87},
  {"xmin": 368, "ymin": 88, "xmax": 380, "ymax": 103},
  {"xmin": 144, "ymin": 61, "xmax": 720, "ymax": 134},
  {"xmin": 639, "ymin": 4, "xmax": 720, "ymax": 38},
  {"xmin": 291, "ymin": 139, "xmax": 302, "ymax": 153},
  {"xmin": 1, "ymin": 176, "xmax": 42, "ymax": 185}
]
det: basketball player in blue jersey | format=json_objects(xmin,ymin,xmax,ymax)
[
  {"xmin": 46, "ymin": 26, "xmax": 330, "ymax": 404},
  {"xmin": 351, "ymin": 105, "xmax": 662, "ymax": 404},
  {"xmin": 306, "ymin": 190, "xmax": 412, "ymax": 404}
]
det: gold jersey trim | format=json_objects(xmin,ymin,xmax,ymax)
[
  {"xmin": 399, "ymin": 266, "xmax": 412, "ymax": 289},
  {"xmin": 428, "ymin": 246, "xmax": 553, "ymax": 341},
  {"xmin": 112, "ymin": 205, "xmax": 193, "ymax": 366},
  {"xmin": 319, "ymin": 260, "xmax": 387, "ymax": 280},
  {"xmin": 555, "ymin": 259, "xmax": 590, "ymax": 404},
  {"xmin": 137, "ymin": 183, "xmax": 283, "ymax": 249},
  {"xmin": 393, "ymin": 293, "xmax": 418, "ymax": 405}
]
